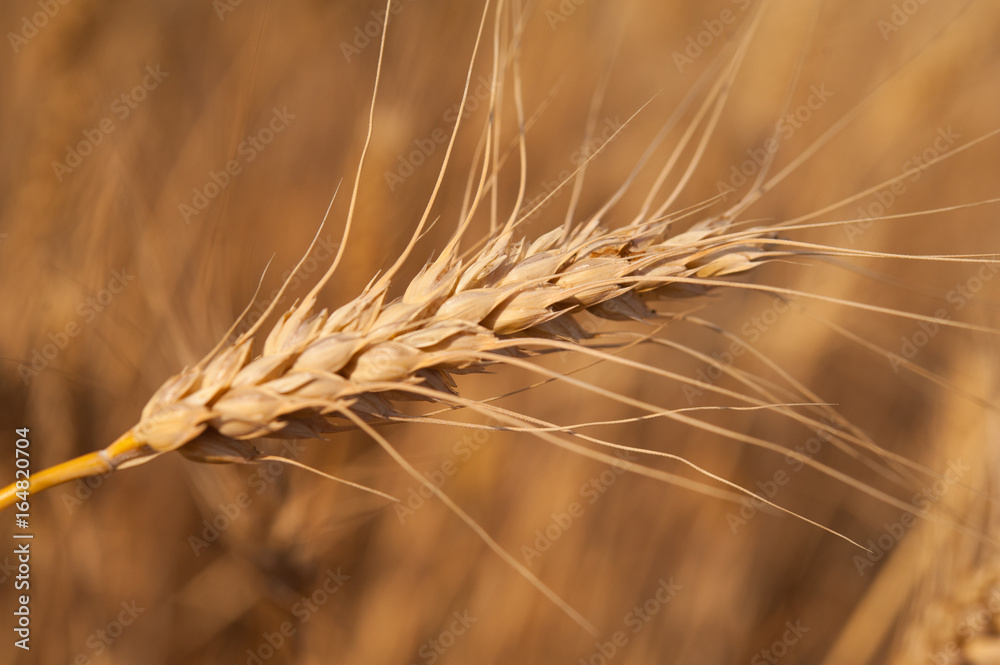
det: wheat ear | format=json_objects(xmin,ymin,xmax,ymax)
[{"xmin": 0, "ymin": 210, "xmax": 780, "ymax": 508}]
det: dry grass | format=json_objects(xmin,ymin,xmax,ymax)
[{"xmin": 1, "ymin": 0, "xmax": 999, "ymax": 663}]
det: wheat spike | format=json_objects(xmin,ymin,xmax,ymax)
[{"xmin": 0, "ymin": 212, "xmax": 777, "ymax": 502}]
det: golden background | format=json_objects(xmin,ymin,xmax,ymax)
[{"xmin": 1, "ymin": 1, "xmax": 998, "ymax": 663}]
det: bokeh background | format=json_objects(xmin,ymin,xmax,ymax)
[{"xmin": 1, "ymin": 0, "xmax": 999, "ymax": 663}]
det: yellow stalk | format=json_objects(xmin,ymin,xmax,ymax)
[{"xmin": 0, "ymin": 431, "xmax": 146, "ymax": 512}]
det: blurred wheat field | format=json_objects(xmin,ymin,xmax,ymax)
[{"xmin": 1, "ymin": 1, "xmax": 999, "ymax": 664}]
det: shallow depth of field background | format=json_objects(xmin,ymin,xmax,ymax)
[{"xmin": 1, "ymin": 1, "xmax": 998, "ymax": 663}]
